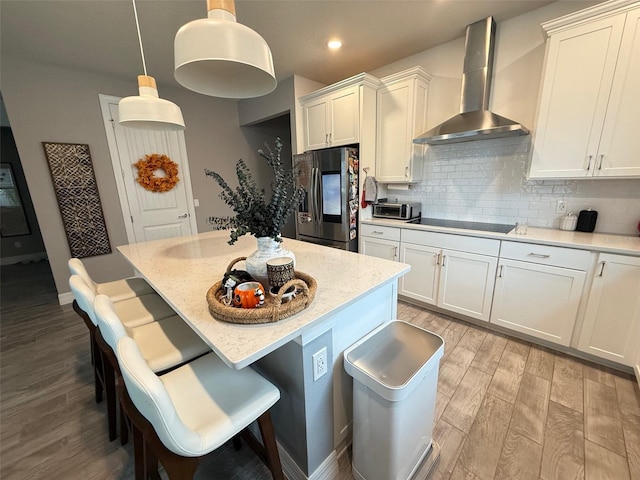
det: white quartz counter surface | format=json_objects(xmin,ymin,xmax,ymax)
[
  {"xmin": 118, "ymin": 231, "xmax": 409, "ymax": 369},
  {"xmin": 362, "ymin": 218, "xmax": 640, "ymax": 256}
]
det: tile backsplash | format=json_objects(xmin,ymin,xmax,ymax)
[{"xmin": 386, "ymin": 137, "xmax": 640, "ymax": 236}]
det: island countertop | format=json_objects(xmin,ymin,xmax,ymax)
[{"xmin": 118, "ymin": 231, "xmax": 409, "ymax": 369}]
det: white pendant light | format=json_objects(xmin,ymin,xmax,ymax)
[
  {"xmin": 119, "ymin": 0, "xmax": 185, "ymax": 131},
  {"xmin": 174, "ymin": 0, "xmax": 277, "ymax": 99}
]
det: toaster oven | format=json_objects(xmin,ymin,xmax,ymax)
[{"xmin": 372, "ymin": 202, "xmax": 421, "ymax": 220}]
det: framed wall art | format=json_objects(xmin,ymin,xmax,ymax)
[{"xmin": 42, "ymin": 142, "xmax": 112, "ymax": 258}]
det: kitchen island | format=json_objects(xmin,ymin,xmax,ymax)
[{"xmin": 118, "ymin": 231, "xmax": 410, "ymax": 479}]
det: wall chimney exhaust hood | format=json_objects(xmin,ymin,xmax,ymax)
[{"xmin": 413, "ymin": 17, "xmax": 529, "ymax": 145}]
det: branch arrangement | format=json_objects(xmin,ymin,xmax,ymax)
[{"xmin": 206, "ymin": 138, "xmax": 305, "ymax": 245}]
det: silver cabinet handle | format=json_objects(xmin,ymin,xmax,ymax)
[
  {"xmin": 371, "ymin": 230, "xmax": 384, "ymax": 235},
  {"xmin": 435, "ymin": 253, "xmax": 441, "ymax": 266},
  {"xmin": 441, "ymin": 255, "xmax": 447, "ymax": 267},
  {"xmin": 498, "ymin": 265, "xmax": 504, "ymax": 278},
  {"xmin": 597, "ymin": 154, "xmax": 604, "ymax": 170},
  {"xmin": 405, "ymin": 166, "xmax": 409, "ymax": 178},
  {"xmin": 325, "ymin": 133, "xmax": 328, "ymax": 144},
  {"xmin": 178, "ymin": 213, "xmax": 188, "ymax": 219},
  {"xmin": 598, "ymin": 261, "xmax": 606, "ymax": 276},
  {"xmin": 394, "ymin": 246, "xmax": 398, "ymax": 260},
  {"xmin": 528, "ymin": 253, "xmax": 550, "ymax": 258},
  {"xmin": 329, "ymin": 132, "xmax": 332, "ymax": 143},
  {"xmin": 586, "ymin": 155, "xmax": 593, "ymax": 171}
]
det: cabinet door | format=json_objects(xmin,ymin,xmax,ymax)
[
  {"xmin": 399, "ymin": 243, "xmax": 439, "ymax": 305},
  {"xmin": 303, "ymin": 98, "xmax": 329, "ymax": 151},
  {"xmin": 578, "ymin": 254, "xmax": 640, "ymax": 366},
  {"xmin": 530, "ymin": 14, "xmax": 626, "ymax": 178},
  {"xmin": 376, "ymin": 80, "xmax": 414, "ymax": 182},
  {"xmin": 491, "ymin": 259, "xmax": 585, "ymax": 346},
  {"xmin": 438, "ymin": 250, "xmax": 497, "ymax": 322},
  {"xmin": 329, "ymin": 86, "xmax": 359, "ymax": 147},
  {"xmin": 361, "ymin": 237, "xmax": 398, "ymax": 262},
  {"xmin": 596, "ymin": 7, "xmax": 640, "ymax": 178}
]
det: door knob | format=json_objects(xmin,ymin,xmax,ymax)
[{"xmin": 178, "ymin": 213, "xmax": 188, "ymax": 219}]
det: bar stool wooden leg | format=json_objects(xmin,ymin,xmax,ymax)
[
  {"xmin": 257, "ymin": 411, "xmax": 284, "ymax": 480},
  {"xmin": 132, "ymin": 423, "xmax": 145, "ymax": 480},
  {"xmin": 102, "ymin": 351, "xmax": 117, "ymax": 441},
  {"xmin": 93, "ymin": 336, "xmax": 104, "ymax": 404}
]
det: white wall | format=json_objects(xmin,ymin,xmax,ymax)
[{"xmin": 369, "ymin": 1, "xmax": 640, "ymax": 235}]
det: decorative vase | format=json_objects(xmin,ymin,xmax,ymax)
[{"xmin": 245, "ymin": 236, "xmax": 295, "ymax": 286}]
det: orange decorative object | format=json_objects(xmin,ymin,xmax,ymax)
[
  {"xmin": 134, "ymin": 154, "xmax": 180, "ymax": 192},
  {"xmin": 233, "ymin": 281, "xmax": 265, "ymax": 309}
]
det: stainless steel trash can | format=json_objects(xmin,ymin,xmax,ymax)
[{"xmin": 344, "ymin": 320, "xmax": 444, "ymax": 480}]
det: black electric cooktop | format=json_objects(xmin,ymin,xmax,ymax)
[{"xmin": 407, "ymin": 217, "xmax": 514, "ymax": 234}]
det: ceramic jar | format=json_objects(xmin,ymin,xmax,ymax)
[
  {"xmin": 245, "ymin": 237, "xmax": 295, "ymax": 286},
  {"xmin": 560, "ymin": 212, "xmax": 578, "ymax": 231}
]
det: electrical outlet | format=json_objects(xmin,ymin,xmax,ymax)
[
  {"xmin": 312, "ymin": 347, "xmax": 327, "ymax": 381},
  {"xmin": 556, "ymin": 200, "xmax": 567, "ymax": 214}
]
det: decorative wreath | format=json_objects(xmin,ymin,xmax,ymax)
[{"xmin": 134, "ymin": 154, "xmax": 179, "ymax": 193}]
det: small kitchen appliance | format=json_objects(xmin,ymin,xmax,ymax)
[
  {"xmin": 576, "ymin": 209, "xmax": 598, "ymax": 232},
  {"xmin": 373, "ymin": 202, "xmax": 421, "ymax": 220}
]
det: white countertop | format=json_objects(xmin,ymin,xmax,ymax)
[
  {"xmin": 118, "ymin": 231, "xmax": 409, "ymax": 369},
  {"xmin": 362, "ymin": 218, "xmax": 640, "ymax": 256}
]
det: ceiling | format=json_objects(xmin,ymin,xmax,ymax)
[{"xmin": 2, "ymin": 0, "xmax": 558, "ymax": 90}]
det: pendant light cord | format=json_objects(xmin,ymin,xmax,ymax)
[{"xmin": 132, "ymin": 0, "xmax": 148, "ymax": 76}]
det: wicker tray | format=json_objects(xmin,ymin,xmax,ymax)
[{"xmin": 206, "ymin": 257, "xmax": 317, "ymax": 324}]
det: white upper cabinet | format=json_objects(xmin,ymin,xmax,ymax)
[
  {"xmin": 376, "ymin": 67, "xmax": 432, "ymax": 183},
  {"xmin": 529, "ymin": 1, "xmax": 640, "ymax": 179},
  {"xmin": 300, "ymin": 74, "xmax": 380, "ymax": 151}
]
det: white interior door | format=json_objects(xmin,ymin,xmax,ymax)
[{"xmin": 99, "ymin": 94, "xmax": 197, "ymax": 243}]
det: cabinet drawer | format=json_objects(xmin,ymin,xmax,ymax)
[
  {"xmin": 360, "ymin": 224, "xmax": 401, "ymax": 241},
  {"xmin": 500, "ymin": 241, "xmax": 591, "ymax": 270},
  {"xmin": 401, "ymin": 229, "xmax": 500, "ymax": 257}
]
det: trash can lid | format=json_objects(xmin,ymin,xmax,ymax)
[{"xmin": 344, "ymin": 320, "xmax": 444, "ymax": 401}]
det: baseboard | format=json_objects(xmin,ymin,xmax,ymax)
[
  {"xmin": 278, "ymin": 442, "xmax": 339, "ymax": 480},
  {"xmin": 0, "ymin": 252, "xmax": 47, "ymax": 266},
  {"xmin": 58, "ymin": 291, "xmax": 75, "ymax": 306}
]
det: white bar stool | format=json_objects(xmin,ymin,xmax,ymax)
[
  {"xmin": 68, "ymin": 258, "xmax": 154, "ymax": 302},
  {"xmin": 69, "ymin": 275, "xmax": 177, "ymax": 441},
  {"xmin": 93, "ymin": 294, "xmax": 210, "ymax": 445},
  {"xmin": 116, "ymin": 336, "xmax": 284, "ymax": 480}
]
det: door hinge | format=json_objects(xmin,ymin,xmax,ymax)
[{"xmin": 131, "ymin": 216, "xmax": 134, "ymax": 223}]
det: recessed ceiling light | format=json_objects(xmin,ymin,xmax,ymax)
[{"xmin": 327, "ymin": 39, "xmax": 342, "ymax": 50}]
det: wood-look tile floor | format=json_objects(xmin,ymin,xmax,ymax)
[{"xmin": 2, "ymin": 261, "xmax": 639, "ymax": 479}]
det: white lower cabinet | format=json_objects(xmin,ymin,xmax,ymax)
[
  {"xmin": 399, "ymin": 243, "xmax": 439, "ymax": 304},
  {"xmin": 360, "ymin": 224, "xmax": 400, "ymax": 261},
  {"xmin": 399, "ymin": 230, "xmax": 499, "ymax": 322},
  {"xmin": 490, "ymin": 241, "xmax": 591, "ymax": 347},
  {"xmin": 578, "ymin": 253, "xmax": 640, "ymax": 366},
  {"xmin": 361, "ymin": 237, "xmax": 399, "ymax": 261}
]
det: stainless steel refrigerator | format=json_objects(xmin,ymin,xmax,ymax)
[{"xmin": 293, "ymin": 147, "xmax": 359, "ymax": 251}]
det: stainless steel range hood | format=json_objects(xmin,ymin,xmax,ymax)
[{"xmin": 413, "ymin": 17, "xmax": 529, "ymax": 145}]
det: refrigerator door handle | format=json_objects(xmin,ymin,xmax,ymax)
[
  {"xmin": 315, "ymin": 166, "xmax": 323, "ymax": 225},
  {"xmin": 310, "ymin": 166, "xmax": 317, "ymax": 225}
]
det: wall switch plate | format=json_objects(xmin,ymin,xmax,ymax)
[
  {"xmin": 312, "ymin": 347, "xmax": 328, "ymax": 381},
  {"xmin": 193, "ymin": 199, "xmax": 200, "ymax": 207},
  {"xmin": 556, "ymin": 200, "xmax": 567, "ymax": 214}
]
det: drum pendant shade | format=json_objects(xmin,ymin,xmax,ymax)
[
  {"xmin": 174, "ymin": 0, "xmax": 277, "ymax": 98},
  {"xmin": 119, "ymin": 76, "xmax": 185, "ymax": 131},
  {"xmin": 118, "ymin": 0, "xmax": 185, "ymax": 131}
]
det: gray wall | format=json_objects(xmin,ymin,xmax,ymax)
[{"xmin": 1, "ymin": 55, "xmax": 263, "ymax": 296}]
